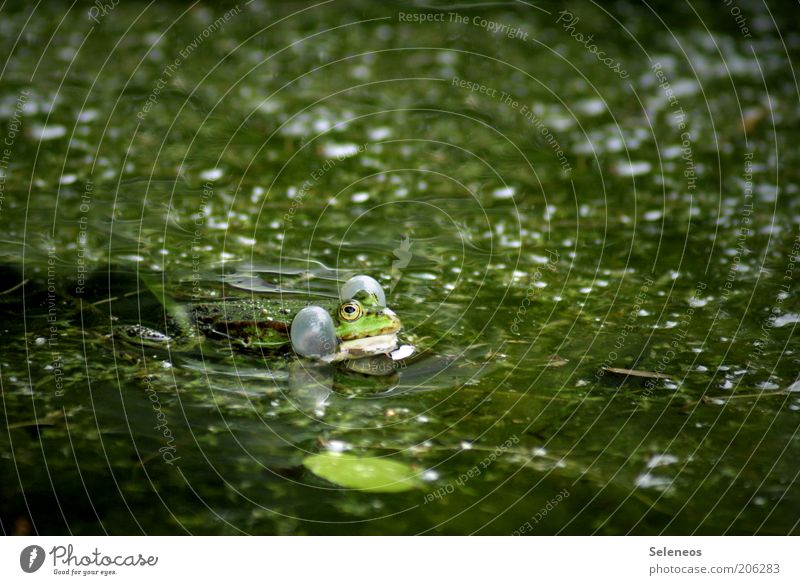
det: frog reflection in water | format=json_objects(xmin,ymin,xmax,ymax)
[{"xmin": 117, "ymin": 275, "xmax": 404, "ymax": 369}]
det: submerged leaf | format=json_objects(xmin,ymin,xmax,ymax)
[
  {"xmin": 604, "ymin": 367, "xmax": 669, "ymax": 380},
  {"xmin": 303, "ymin": 453, "xmax": 423, "ymax": 493}
]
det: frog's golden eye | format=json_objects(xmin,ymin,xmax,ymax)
[{"xmin": 338, "ymin": 300, "xmax": 363, "ymax": 322}]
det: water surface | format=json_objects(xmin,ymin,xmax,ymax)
[{"xmin": 1, "ymin": 0, "xmax": 799, "ymax": 535}]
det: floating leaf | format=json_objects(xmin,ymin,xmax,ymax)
[{"xmin": 303, "ymin": 453, "xmax": 423, "ymax": 493}]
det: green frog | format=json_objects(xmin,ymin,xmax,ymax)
[{"xmin": 116, "ymin": 274, "xmax": 404, "ymax": 364}]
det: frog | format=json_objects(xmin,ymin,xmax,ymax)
[{"xmin": 115, "ymin": 274, "xmax": 404, "ymax": 364}]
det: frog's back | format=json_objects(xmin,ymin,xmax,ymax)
[{"xmin": 189, "ymin": 297, "xmax": 312, "ymax": 348}]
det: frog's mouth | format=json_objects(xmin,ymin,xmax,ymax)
[
  {"xmin": 329, "ymin": 309, "xmax": 401, "ymax": 362},
  {"xmin": 335, "ymin": 332, "xmax": 399, "ymax": 359}
]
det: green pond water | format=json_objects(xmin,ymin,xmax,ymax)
[{"xmin": 1, "ymin": 1, "xmax": 799, "ymax": 535}]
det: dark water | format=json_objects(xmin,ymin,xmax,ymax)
[{"xmin": 1, "ymin": 1, "xmax": 799, "ymax": 534}]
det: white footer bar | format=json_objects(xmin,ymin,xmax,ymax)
[{"xmin": 1, "ymin": 537, "xmax": 796, "ymax": 584}]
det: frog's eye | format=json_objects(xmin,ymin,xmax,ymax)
[
  {"xmin": 338, "ymin": 300, "xmax": 363, "ymax": 322},
  {"xmin": 340, "ymin": 275, "xmax": 386, "ymax": 306}
]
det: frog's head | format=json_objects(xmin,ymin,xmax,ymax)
[
  {"xmin": 331, "ymin": 289, "xmax": 401, "ymax": 359},
  {"xmin": 334, "ymin": 290, "xmax": 401, "ymax": 341},
  {"xmin": 290, "ymin": 275, "xmax": 403, "ymax": 363}
]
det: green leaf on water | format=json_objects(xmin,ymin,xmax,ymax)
[{"xmin": 303, "ymin": 452, "xmax": 423, "ymax": 493}]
